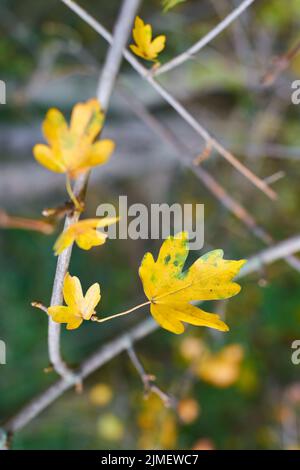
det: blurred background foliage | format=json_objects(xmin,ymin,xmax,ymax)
[{"xmin": 1, "ymin": 0, "xmax": 300, "ymax": 450}]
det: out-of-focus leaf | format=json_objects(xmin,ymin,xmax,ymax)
[{"xmin": 162, "ymin": 0, "xmax": 187, "ymax": 12}]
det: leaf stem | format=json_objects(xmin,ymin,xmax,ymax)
[
  {"xmin": 65, "ymin": 175, "xmax": 82, "ymax": 212},
  {"xmin": 91, "ymin": 300, "xmax": 151, "ymax": 324}
]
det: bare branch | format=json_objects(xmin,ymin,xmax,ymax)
[
  {"xmin": 238, "ymin": 235, "xmax": 300, "ymax": 277},
  {"xmin": 118, "ymin": 86, "xmax": 300, "ymax": 273},
  {"xmin": 126, "ymin": 342, "xmax": 175, "ymax": 407},
  {"xmin": 60, "ymin": 0, "xmax": 276, "ymax": 200},
  {"xmin": 118, "ymin": 84, "xmax": 271, "ymax": 245},
  {"xmin": 154, "ymin": 0, "xmax": 256, "ymax": 76},
  {"xmin": 48, "ymin": 0, "xmax": 140, "ymax": 380},
  {"xmin": 3, "ymin": 318, "xmax": 157, "ymax": 436},
  {"xmin": 0, "ymin": 210, "xmax": 54, "ymax": 235}
]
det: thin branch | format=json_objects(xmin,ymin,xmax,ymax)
[
  {"xmin": 60, "ymin": 0, "xmax": 276, "ymax": 200},
  {"xmin": 154, "ymin": 0, "xmax": 256, "ymax": 76},
  {"xmin": 238, "ymin": 235, "xmax": 300, "ymax": 277},
  {"xmin": 3, "ymin": 318, "xmax": 158, "ymax": 436},
  {"xmin": 209, "ymin": 0, "xmax": 254, "ymax": 66},
  {"xmin": 48, "ymin": 0, "xmax": 141, "ymax": 380},
  {"xmin": 3, "ymin": 234, "xmax": 300, "ymax": 441},
  {"xmin": 0, "ymin": 210, "xmax": 54, "ymax": 235},
  {"xmin": 261, "ymin": 39, "xmax": 300, "ymax": 86},
  {"xmin": 118, "ymin": 84, "xmax": 269, "ymax": 244},
  {"xmin": 118, "ymin": 85, "xmax": 300, "ymax": 273},
  {"xmin": 126, "ymin": 342, "xmax": 175, "ymax": 407}
]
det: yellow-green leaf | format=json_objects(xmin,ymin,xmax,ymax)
[
  {"xmin": 139, "ymin": 232, "xmax": 246, "ymax": 334},
  {"xmin": 130, "ymin": 16, "xmax": 166, "ymax": 62},
  {"xmin": 53, "ymin": 217, "xmax": 118, "ymax": 255},
  {"xmin": 33, "ymin": 99, "xmax": 115, "ymax": 179}
]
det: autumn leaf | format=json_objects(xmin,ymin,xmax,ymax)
[
  {"xmin": 130, "ymin": 16, "xmax": 166, "ymax": 62},
  {"xmin": 0, "ymin": 209, "xmax": 54, "ymax": 234},
  {"xmin": 33, "ymin": 99, "xmax": 115, "ymax": 179},
  {"xmin": 139, "ymin": 232, "xmax": 246, "ymax": 334},
  {"xmin": 48, "ymin": 273, "xmax": 100, "ymax": 330},
  {"xmin": 54, "ymin": 217, "xmax": 118, "ymax": 255},
  {"xmin": 162, "ymin": 0, "xmax": 187, "ymax": 12}
]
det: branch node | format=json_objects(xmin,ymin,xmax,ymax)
[{"xmin": 31, "ymin": 301, "xmax": 48, "ymax": 314}]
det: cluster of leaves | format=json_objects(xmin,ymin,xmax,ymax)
[
  {"xmin": 162, "ymin": 0, "xmax": 187, "ymax": 13},
  {"xmin": 31, "ymin": 18, "xmax": 246, "ymax": 335},
  {"xmin": 3, "ymin": 0, "xmax": 300, "ymax": 450}
]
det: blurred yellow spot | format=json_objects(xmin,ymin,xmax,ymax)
[
  {"xmin": 198, "ymin": 344, "xmax": 244, "ymax": 388},
  {"xmin": 179, "ymin": 337, "xmax": 206, "ymax": 361},
  {"xmin": 177, "ymin": 398, "xmax": 200, "ymax": 424},
  {"xmin": 89, "ymin": 383, "xmax": 113, "ymax": 407},
  {"xmin": 137, "ymin": 395, "xmax": 177, "ymax": 449}
]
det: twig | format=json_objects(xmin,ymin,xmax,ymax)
[
  {"xmin": 193, "ymin": 141, "xmax": 213, "ymax": 165},
  {"xmin": 118, "ymin": 84, "xmax": 270, "ymax": 242},
  {"xmin": 263, "ymin": 171, "xmax": 285, "ymax": 186},
  {"xmin": 48, "ymin": 0, "xmax": 141, "ymax": 380},
  {"xmin": 0, "ymin": 210, "xmax": 54, "ymax": 235},
  {"xmin": 261, "ymin": 39, "xmax": 300, "ymax": 87},
  {"xmin": 154, "ymin": 0, "xmax": 256, "ymax": 76},
  {"xmin": 3, "ymin": 233, "xmax": 300, "ymax": 441},
  {"xmin": 118, "ymin": 85, "xmax": 300, "ymax": 272},
  {"xmin": 126, "ymin": 342, "xmax": 175, "ymax": 407},
  {"xmin": 31, "ymin": 301, "xmax": 48, "ymax": 314},
  {"xmin": 60, "ymin": 0, "xmax": 276, "ymax": 200}
]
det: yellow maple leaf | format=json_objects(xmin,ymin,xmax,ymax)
[
  {"xmin": 54, "ymin": 217, "xmax": 118, "ymax": 255},
  {"xmin": 139, "ymin": 232, "xmax": 246, "ymax": 334},
  {"xmin": 48, "ymin": 273, "xmax": 100, "ymax": 330},
  {"xmin": 33, "ymin": 99, "xmax": 115, "ymax": 179},
  {"xmin": 130, "ymin": 16, "xmax": 166, "ymax": 61}
]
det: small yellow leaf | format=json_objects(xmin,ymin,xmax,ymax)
[
  {"xmin": 139, "ymin": 232, "xmax": 246, "ymax": 334},
  {"xmin": 48, "ymin": 273, "xmax": 101, "ymax": 330},
  {"xmin": 54, "ymin": 217, "xmax": 118, "ymax": 255},
  {"xmin": 33, "ymin": 99, "xmax": 115, "ymax": 178},
  {"xmin": 130, "ymin": 16, "xmax": 166, "ymax": 62}
]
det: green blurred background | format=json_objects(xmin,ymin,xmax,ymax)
[{"xmin": 1, "ymin": 0, "xmax": 300, "ymax": 450}]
